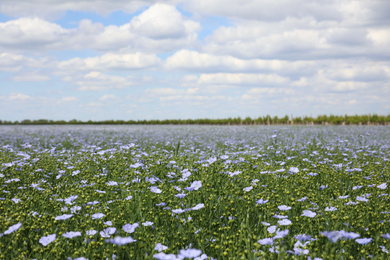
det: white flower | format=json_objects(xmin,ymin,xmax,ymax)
[{"xmin": 39, "ymin": 234, "xmax": 56, "ymax": 246}]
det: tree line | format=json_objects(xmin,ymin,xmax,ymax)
[{"xmin": 1, "ymin": 114, "xmax": 390, "ymax": 126}]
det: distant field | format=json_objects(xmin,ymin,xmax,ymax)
[{"xmin": 0, "ymin": 125, "xmax": 389, "ymax": 259}]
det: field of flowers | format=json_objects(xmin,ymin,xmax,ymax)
[{"xmin": 0, "ymin": 125, "xmax": 389, "ymax": 259}]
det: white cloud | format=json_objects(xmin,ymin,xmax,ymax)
[
  {"xmin": 0, "ymin": 17, "xmax": 70, "ymax": 50},
  {"xmin": 186, "ymin": 73, "xmax": 289, "ymax": 85},
  {"xmin": 0, "ymin": 0, "xmax": 181, "ymax": 19},
  {"xmin": 75, "ymin": 71, "xmax": 134, "ymax": 91},
  {"xmin": 165, "ymin": 49, "xmax": 315, "ymax": 74},
  {"xmin": 99, "ymin": 94, "xmax": 117, "ymax": 101},
  {"xmin": 7, "ymin": 92, "xmax": 32, "ymax": 101},
  {"xmin": 184, "ymin": 0, "xmax": 342, "ymax": 22},
  {"xmin": 10, "ymin": 71, "xmax": 50, "ymax": 82},
  {"xmin": 58, "ymin": 52, "xmax": 161, "ymax": 71},
  {"xmin": 0, "ymin": 4, "xmax": 200, "ymax": 53},
  {"xmin": 0, "ymin": 52, "xmax": 53, "ymax": 72},
  {"xmin": 130, "ymin": 3, "xmax": 200, "ymax": 39}
]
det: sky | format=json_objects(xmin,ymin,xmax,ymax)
[{"xmin": 0, "ymin": 0, "xmax": 389, "ymax": 121}]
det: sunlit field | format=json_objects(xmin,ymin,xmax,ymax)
[{"xmin": 1, "ymin": 125, "xmax": 389, "ymax": 259}]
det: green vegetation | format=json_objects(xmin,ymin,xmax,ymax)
[
  {"xmin": 1, "ymin": 114, "xmax": 390, "ymax": 126},
  {"xmin": 0, "ymin": 125, "xmax": 389, "ymax": 259}
]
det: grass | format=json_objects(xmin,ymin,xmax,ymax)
[{"xmin": 0, "ymin": 125, "xmax": 389, "ymax": 259}]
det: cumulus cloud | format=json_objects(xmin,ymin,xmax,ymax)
[
  {"xmin": 0, "ymin": 0, "xmax": 181, "ymax": 19},
  {"xmin": 72, "ymin": 71, "xmax": 134, "ymax": 91},
  {"xmin": 0, "ymin": 4, "xmax": 200, "ymax": 53},
  {"xmin": 185, "ymin": 73, "xmax": 289, "ymax": 86},
  {"xmin": 58, "ymin": 52, "xmax": 161, "ymax": 71}
]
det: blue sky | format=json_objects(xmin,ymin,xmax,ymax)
[{"xmin": 0, "ymin": 0, "xmax": 389, "ymax": 121}]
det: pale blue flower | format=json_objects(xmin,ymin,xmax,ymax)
[
  {"xmin": 100, "ymin": 227, "xmax": 116, "ymax": 237},
  {"xmin": 39, "ymin": 234, "xmax": 56, "ymax": 246},
  {"xmin": 243, "ymin": 186, "xmax": 253, "ymax": 192},
  {"xmin": 274, "ymin": 229, "xmax": 289, "ymax": 239},
  {"xmin": 325, "ymin": 206, "xmax": 337, "ymax": 211},
  {"xmin": 289, "ymin": 167, "xmax": 299, "ymax": 174},
  {"xmin": 190, "ymin": 180, "xmax": 202, "ymax": 190},
  {"xmin": 172, "ymin": 208, "xmax": 186, "ymax": 214},
  {"xmin": 153, "ymin": 252, "xmax": 178, "ymax": 260},
  {"xmin": 92, "ymin": 213, "xmax": 105, "ymax": 219},
  {"xmin": 273, "ymin": 214, "xmax": 288, "ymax": 219},
  {"xmin": 256, "ymin": 198, "xmax": 268, "ymax": 204},
  {"xmin": 294, "ymin": 234, "xmax": 312, "ymax": 241},
  {"xmin": 4, "ymin": 222, "xmax": 22, "ymax": 235},
  {"xmin": 378, "ymin": 183, "xmax": 387, "ymax": 189},
  {"xmin": 356, "ymin": 196, "xmax": 368, "ymax": 202},
  {"xmin": 278, "ymin": 205, "xmax": 291, "ymax": 211},
  {"xmin": 142, "ymin": 221, "xmax": 154, "ymax": 226},
  {"xmin": 123, "ymin": 223, "xmax": 139, "ymax": 233},
  {"xmin": 55, "ymin": 214, "xmax": 73, "ymax": 220},
  {"xmin": 106, "ymin": 181, "xmax": 118, "ymax": 186},
  {"xmin": 261, "ymin": 221, "xmax": 270, "ymax": 226},
  {"xmin": 267, "ymin": 225, "xmax": 277, "ymax": 234},
  {"xmin": 258, "ymin": 238, "xmax": 274, "ymax": 245},
  {"xmin": 179, "ymin": 248, "xmax": 202, "ymax": 258},
  {"xmin": 297, "ymin": 197, "xmax": 307, "ymax": 202},
  {"xmin": 70, "ymin": 206, "xmax": 81, "ymax": 213},
  {"xmin": 104, "ymin": 221, "xmax": 112, "ymax": 226},
  {"xmin": 11, "ymin": 198, "xmax": 21, "ymax": 204},
  {"xmin": 154, "ymin": 243, "xmax": 168, "ymax": 252},
  {"xmin": 353, "ymin": 185, "xmax": 363, "ymax": 190},
  {"xmin": 380, "ymin": 246, "xmax": 389, "ymax": 253},
  {"xmin": 106, "ymin": 236, "xmax": 136, "ymax": 245},
  {"xmin": 174, "ymin": 193, "xmax": 186, "ymax": 198},
  {"xmin": 194, "ymin": 254, "xmax": 208, "ymax": 260},
  {"xmin": 86, "ymin": 230, "xmax": 97, "ymax": 236},
  {"xmin": 150, "ymin": 186, "xmax": 162, "ymax": 194},
  {"xmin": 302, "ymin": 210, "xmax": 316, "ymax": 218},
  {"xmin": 355, "ymin": 238, "xmax": 372, "ymax": 245},
  {"xmin": 382, "ymin": 233, "xmax": 390, "ymax": 239},
  {"xmin": 192, "ymin": 203, "xmax": 205, "ymax": 211},
  {"xmin": 278, "ymin": 219, "xmax": 292, "ymax": 225},
  {"xmin": 62, "ymin": 231, "xmax": 82, "ymax": 238},
  {"xmin": 125, "ymin": 196, "xmax": 133, "ymax": 200}
]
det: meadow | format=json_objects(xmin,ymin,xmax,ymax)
[{"xmin": 0, "ymin": 125, "xmax": 389, "ymax": 259}]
